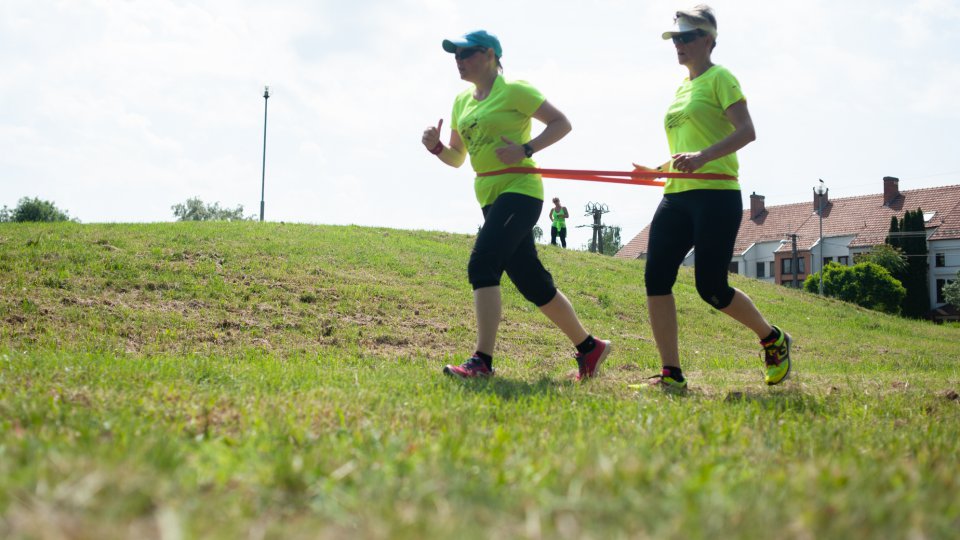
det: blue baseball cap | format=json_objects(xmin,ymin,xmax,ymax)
[{"xmin": 442, "ymin": 30, "xmax": 502, "ymax": 58}]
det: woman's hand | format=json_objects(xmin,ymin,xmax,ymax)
[
  {"xmin": 495, "ymin": 136, "xmax": 526, "ymax": 165},
  {"xmin": 671, "ymin": 152, "xmax": 708, "ymax": 173},
  {"xmin": 421, "ymin": 119, "xmax": 443, "ymax": 151}
]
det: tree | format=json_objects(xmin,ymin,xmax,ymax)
[
  {"xmin": 944, "ymin": 271, "xmax": 960, "ymax": 309},
  {"xmin": 886, "ymin": 208, "xmax": 929, "ymax": 317},
  {"xmin": 532, "ymin": 225, "xmax": 543, "ymax": 243},
  {"xmin": 172, "ymin": 198, "xmax": 254, "ymax": 221},
  {"xmin": 855, "ymin": 243, "xmax": 907, "ymax": 276},
  {"xmin": 0, "ymin": 197, "xmax": 73, "ymax": 222},
  {"xmin": 804, "ymin": 262, "xmax": 905, "ymax": 315},
  {"xmin": 587, "ymin": 225, "xmax": 623, "ymax": 256},
  {"xmin": 886, "ymin": 215, "xmax": 900, "ymax": 249}
]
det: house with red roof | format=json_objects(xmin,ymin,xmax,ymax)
[{"xmin": 616, "ymin": 177, "xmax": 960, "ymax": 318}]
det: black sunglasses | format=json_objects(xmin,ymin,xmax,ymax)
[
  {"xmin": 455, "ymin": 47, "xmax": 486, "ymax": 60},
  {"xmin": 671, "ymin": 29, "xmax": 705, "ymax": 45}
]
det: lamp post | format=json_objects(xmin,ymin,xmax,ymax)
[
  {"xmin": 814, "ymin": 178, "xmax": 828, "ymax": 295},
  {"xmin": 259, "ymin": 85, "xmax": 270, "ymax": 222}
]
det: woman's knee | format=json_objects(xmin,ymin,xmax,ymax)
[
  {"xmin": 517, "ymin": 280, "xmax": 557, "ymax": 306},
  {"xmin": 506, "ymin": 265, "xmax": 556, "ymax": 306},
  {"xmin": 696, "ymin": 281, "xmax": 735, "ymax": 309},
  {"xmin": 644, "ymin": 264, "xmax": 677, "ymax": 296},
  {"xmin": 468, "ymin": 253, "xmax": 501, "ymax": 289}
]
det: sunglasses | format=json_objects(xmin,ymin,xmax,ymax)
[
  {"xmin": 455, "ymin": 47, "xmax": 486, "ymax": 60},
  {"xmin": 671, "ymin": 30, "xmax": 705, "ymax": 45}
]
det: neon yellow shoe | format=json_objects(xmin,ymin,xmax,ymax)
[
  {"xmin": 762, "ymin": 326, "xmax": 792, "ymax": 385},
  {"xmin": 643, "ymin": 369, "xmax": 688, "ymax": 393}
]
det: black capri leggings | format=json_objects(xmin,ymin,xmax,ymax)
[
  {"xmin": 468, "ymin": 192, "xmax": 558, "ymax": 306},
  {"xmin": 644, "ymin": 189, "xmax": 743, "ymax": 309}
]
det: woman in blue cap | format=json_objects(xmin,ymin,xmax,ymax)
[
  {"xmin": 421, "ymin": 30, "xmax": 610, "ymax": 380},
  {"xmin": 643, "ymin": 5, "xmax": 792, "ymax": 391}
]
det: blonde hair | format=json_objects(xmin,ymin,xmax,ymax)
[
  {"xmin": 676, "ymin": 4, "xmax": 717, "ymax": 33},
  {"xmin": 677, "ymin": 4, "xmax": 717, "ymax": 50}
]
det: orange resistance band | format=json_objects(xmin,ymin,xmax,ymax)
[{"xmin": 476, "ymin": 167, "xmax": 736, "ymax": 187}]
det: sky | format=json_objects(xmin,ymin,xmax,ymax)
[{"xmin": 3, "ymin": 0, "xmax": 960, "ymax": 250}]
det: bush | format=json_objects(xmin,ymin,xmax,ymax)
[
  {"xmin": 944, "ymin": 272, "xmax": 960, "ymax": 309},
  {"xmin": 805, "ymin": 262, "xmax": 906, "ymax": 314},
  {"xmin": 0, "ymin": 197, "xmax": 74, "ymax": 222},
  {"xmin": 532, "ymin": 225, "xmax": 543, "ymax": 243},
  {"xmin": 172, "ymin": 198, "xmax": 254, "ymax": 222},
  {"xmin": 586, "ymin": 225, "xmax": 623, "ymax": 256},
  {"xmin": 855, "ymin": 244, "xmax": 907, "ymax": 275}
]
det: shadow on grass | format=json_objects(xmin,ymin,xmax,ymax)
[
  {"xmin": 721, "ymin": 386, "xmax": 832, "ymax": 413},
  {"xmin": 445, "ymin": 375, "xmax": 569, "ymax": 400}
]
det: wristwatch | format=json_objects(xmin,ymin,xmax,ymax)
[{"xmin": 522, "ymin": 143, "xmax": 535, "ymax": 158}]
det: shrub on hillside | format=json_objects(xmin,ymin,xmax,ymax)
[
  {"xmin": 804, "ymin": 262, "xmax": 906, "ymax": 314},
  {"xmin": 0, "ymin": 197, "xmax": 74, "ymax": 223},
  {"xmin": 532, "ymin": 225, "xmax": 543, "ymax": 243},
  {"xmin": 172, "ymin": 198, "xmax": 254, "ymax": 221},
  {"xmin": 586, "ymin": 225, "xmax": 623, "ymax": 255}
]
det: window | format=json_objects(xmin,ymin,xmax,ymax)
[
  {"xmin": 756, "ymin": 262, "xmax": 766, "ymax": 278},
  {"xmin": 729, "ymin": 261, "xmax": 739, "ymax": 274},
  {"xmin": 838, "ymin": 256, "xmax": 849, "ymax": 266},
  {"xmin": 783, "ymin": 257, "xmax": 806, "ymax": 274},
  {"xmin": 769, "ymin": 261, "xmax": 776, "ymax": 277},
  {"xmin": 823, "ymin": 256, "xmax": 833, "ymax": 267},
  {"xmin": 936, "ymin": 253, "xmax": 946, "ymax": 267},
  {"xmin": 937, "ymin": 279, "xmax": 955, "ymax": 304}
]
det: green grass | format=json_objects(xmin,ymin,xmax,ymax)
[{"xmin": 1, "ymin": 221, "xmax": 958, "ymax": 539}]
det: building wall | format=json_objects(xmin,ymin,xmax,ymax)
[
  {"xmin": 929, "ymin": 238, "xmax": 960, "ymax": 307},
  {"xmin": 810, "ymin": 235, "xmax": 857, "ymax": 275},
  {"xmin": 734, "ymin": 240, "xmax": 782, "ymax": 282},
  {"xmin": 774, "ymin": 251, "xmax": 811, "ymax": 287}
]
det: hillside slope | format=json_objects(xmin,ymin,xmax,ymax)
[
  {"xmin": 1, "ymin": 222, "xmax": 958, "ymax": 539},
  {"xmin": 1, "ymin": 221, "xmax": 956, "ymax": 374}
]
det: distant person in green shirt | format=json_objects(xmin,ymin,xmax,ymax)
[
  {"xmin": 549, "ymin": 197, "xmax": 569, "ymax": 248},
  {"xmin": 643, "ymin": 6, "xmax": 792, "ymax": 391},
  {"xmin": 421, "ymin": 30, "xmax": 610, "ymax": 380}
]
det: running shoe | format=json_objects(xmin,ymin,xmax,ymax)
[
  {"xmin": 443, "ymin": 356, "xmax": 494, "ymax": 379},
  {"xmin": 575, "ymin": 339, "xmax": 611, "ymax": 381},
  {"xmin": 762, "ymin": 326, "xmax": 792, "ymax": 385},
  {"xmin": 645, "ymin": 369, "xmax": 688, "ymax": 393}
]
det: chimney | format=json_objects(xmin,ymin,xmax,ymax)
[
  {"xmin": 883, "ymin": 176, "xmax": 900, "ymax": 205},
  {"xmin": 813, "ymin": 189, "xmax": 829, "ymax": 213},
  {"xmin": 750, "ymin": 192, "xmax": 765, "ymax": 219}
]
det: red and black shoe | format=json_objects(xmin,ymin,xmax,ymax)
[
  {"xmin": 575, "ymin": 339, "xmax": 611, "ymax": 381},
  {"xmin": 443, "ymin": 356, "xmax": 494, "ymax": 379}
]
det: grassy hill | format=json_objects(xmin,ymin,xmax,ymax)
[{"xmin": 1, "ymin": 222, "xmax": 958, "ymax": 539}]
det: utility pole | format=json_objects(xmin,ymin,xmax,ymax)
[
  {"xmin": 814, "ymin": 179, "xmax": 828, "ymax": 295},
  {"xmin": 259, "ymin": 85, "xmax": 270, "ymax": 222},
  {"xmin": 791, "ymin": 233, "xmax": 799, "ymax": 288},
  {"xmin": 581, "ymin": 202, "xmax": 609, "ymax": 253}
]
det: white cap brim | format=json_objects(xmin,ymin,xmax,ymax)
[{"xmin": 662, "ymin": 18, "xmax": 716, "ymax": 39}]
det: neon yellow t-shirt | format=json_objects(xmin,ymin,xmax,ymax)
[
  {"xmin": 550, "ymin": 208, "xmax": 566, "ymax": 230},
  {"xmin": 451, "ymin": 75, "xmax": 545, "ymax": 206},
  {"xmin": 663, "ymin": 65, "xmax": 744, "ymax": 193}
]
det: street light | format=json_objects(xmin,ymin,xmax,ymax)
[
  {"xmin": 814, "ymin": 178, "xmax": 828, "ymax": 295},
  {"xmin": 259, "ymin": 85, "xmax": 270, "ymax": 222}
]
